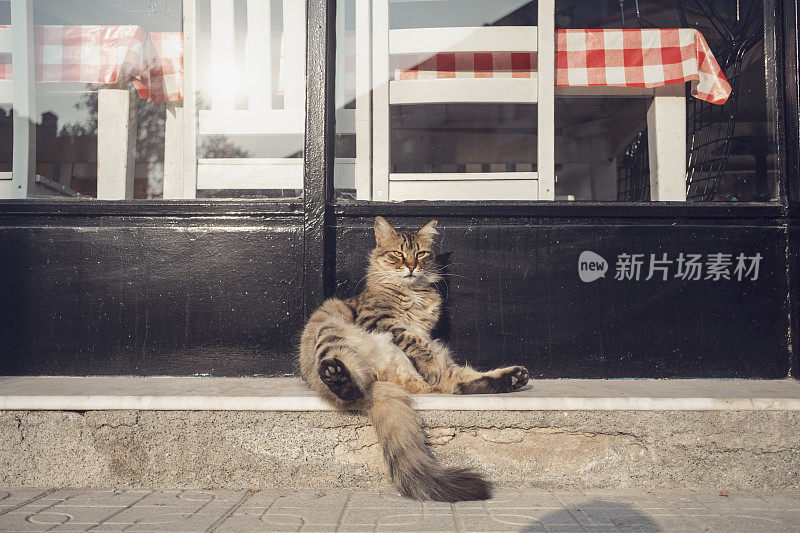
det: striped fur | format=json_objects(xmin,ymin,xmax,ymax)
[{"xmin": 299, "ymin": 217, "xmax": 529, "ymax": 501}]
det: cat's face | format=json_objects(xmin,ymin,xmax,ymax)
[{"xmin": 370, "ymin": 216, "xmax": 440, "ymax": 286}]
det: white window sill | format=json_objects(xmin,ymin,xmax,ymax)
[{"xmin": 1, "ymin": 376, "xmax": 799, "ymax": 411}]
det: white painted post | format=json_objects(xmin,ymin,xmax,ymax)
[
  {"xmin": 10, "ymin": 0, "xmax": 35, "ymax": 199},
  {"xmin": 537, "ymin": 0, "xmax": 555, "ymax": 200},
  {"xmin": 647, "ymin": 84, "xmax": 686, "ymax": 201},
  {"xmin": 210, "ymin": 0, "xmax": 236, "ymax": 112},
  {"xmin": 246, "ymin": 0, "xmax": 272, "ymax": 112},
  {"xmin": 335, "ymin": 0, "xmax": 347, "ymax": 113},
  {"xmin": 97, "ymin": 88, "xmax": 137, "ymax": 200},
  {"xmin": 354, "ymin": 0, "xmax": 372, "ymax": 199},
  {"xmin": 371, "ymin": 0, "xmax": 389, "ymax": 200},
  {"xmin": 162, "ymin": 101, "xmax": 184, "ymax": 198},
  {"xmin": 182, "ymin": 0, "xmax": 198, "ymax": 198},
  {"xmin": 282, "ymin": 0, "xmax": 306, "ymax": 113}
]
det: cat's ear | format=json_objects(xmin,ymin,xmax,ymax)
[
  {"xmin": 417, "ymin": 219, "xmax": 439, "ymax": 242},
  {"xmin": 374, "ymin": 216, "xmax": 397, "ymax": 246}
]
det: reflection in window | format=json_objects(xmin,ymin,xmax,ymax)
[
  {"xmin": 1, "ymin": 0, "xmax": 307, "ymax": 200},
  {"xmin": 191, "ymin": 0, "xmax": 305, "ymax": 199},
  {"xmin": 333, "ymin": 0, "xmax": 778, "ymax": 203},
  {"xmin": 1, "ymin": 0, "xmax": 183, "ymax": 199}
]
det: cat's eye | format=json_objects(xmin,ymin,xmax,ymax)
[
  {"xmin": 416, "ymin": 251, "xmax": 431, "ymax": 259},
  {"xmin": 388, "ymin": 251, "xmax": 404, "ymax": 260}
]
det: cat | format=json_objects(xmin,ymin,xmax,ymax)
[{"xmin": 298, "ymin": 216, "xmax": 530, "ymax": 502}]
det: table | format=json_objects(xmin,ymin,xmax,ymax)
[{"xmin": 389, "ymin": 28, "xmax": 729, "ymax": 200}]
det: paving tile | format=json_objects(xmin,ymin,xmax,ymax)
[
  {"xmin": 270, "ymin": 491, "xmax": 350, "ymax": 508},
  {"xmin": 1, "ymin": 488, "xmax": 799, "ymax": 532},
  {"xmin": 460, "ymin": 511, "xmax": 547, "ymax": 532},
  {"xmin": 266, "ymin": 507, "xmax": 345, "ymax": 526},
  {"xmin": 375, "ymin": 511, "xmax": 458, "ymax": 532},
  {"xmin": 663, "ymin": 492, "xmax": 773, "ymax": 511},
  {"xmin": 215, "ymin": 513, "xmax": 292, "ymax": 532},
  {"xmin": 757, "ymin": 494, "xmax": 800, "ymax": 508},
  {"xmin": 335, "ymin": 525, "xmax": 374, "ymax": 533},
  {"xmin": 83, "ymin": 524, "xmax": 132, "ymax": 532},
  {"xmin": 567, "ymin": 491, "xmax": 667, "ymax": 511},
  {"xmin": 642, "ymin": 514, "xmax": 708, "ymax": 532},
  {"xmin": 124, "ymin": 511, "xmax": 232, "ymax": 532},
  {"xmin": 0, "ymin": 503, "xmax": 51, "ymax": 514},
  {"xmin": 0, "ymin": 489, "xmax": 51, "ymax": 512},
  {"xmin": 0, "ymin": 512, "xmax": 53, "ymax": 532},
  {"xmin": 687, "ymin": 512, "xmax": 800, "ymax": 532},
  {"xmin": 24, "ymin": 505, "xmax": 124, "ymax": 526},
  {"xmin": 346, "ymin": 490, "xmax": 420, "ymax": 508},
  {"xmin": 238, "ymin": 491, "xmax": 280, "ymax": 509},
  {"xmin": 51, "ymin": 490, "xmax": 151, "ymax": 508},
  {"xmin": 135, "ymin": 489, "xmax": 242, "ymax": 508},
  {"xmin": 299, "ymin": 524, "xmax": 339, "ymax": 533}
]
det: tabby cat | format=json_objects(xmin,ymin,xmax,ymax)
[{"xmin": 298, "ymin": 216, "xmax": 530, "ymax": 502}]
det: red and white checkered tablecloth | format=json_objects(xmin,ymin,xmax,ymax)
[
  {"xmin": 0, "ymin": 25, "xmax": 143, "ymax": 85},
  {"xmin": 556, "ymin": 28, "xmax": 730, "ymax": 104},
  {"xmin": 395, "ymin": 28, "xmax": 730, "ymax": 105},
  {"xmin": 1, "ymin": 26, "xmax": 730, "ymax": 105},
  {"xmin": 132, "ymin": 31, "xmax": 183, "ymax": 103},
  {"xmin": 0, "ymin": 25, "xmax": 179, "ymax": 103}
]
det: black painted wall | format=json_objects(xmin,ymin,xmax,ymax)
[
  {"xmin": 0, "ymin": 203, "xmax": 794, "ymax": 378},
  {"xmin": 333, "ymin": 211, "xmax": 790, "ymax": 379},
  {"xmin": 0, "ymin": 207, "xmax": 305, "ymax": 376}
]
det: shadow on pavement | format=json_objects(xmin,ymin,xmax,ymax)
[{"xmin": 521, "ymin": 499, "xmax": 662, "ymax": 532}]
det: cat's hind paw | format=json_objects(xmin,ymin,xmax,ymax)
[
  {"xmin": 507, "ymin": 366, "xmax": 529, "ymax": 391},
  {"xmin": 319, "ymin": 358, "xmax": 364, "ymax": 402}
]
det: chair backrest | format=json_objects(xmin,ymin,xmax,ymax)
[
  {"xmin": 200, "ymin": 0, "xmax": 305, "ymax": 135},
  {"xmin": 371, "ymin": 0, "xmax": 555, "ymax": 201}
]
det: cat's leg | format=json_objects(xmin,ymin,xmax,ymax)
[
  {"xmin": 318, "ymin": 355, "xmax": 365, "ymax": 402},
  {"xmin": 449, "ymin": 365, "xmax": 530, "ymax": 394},
  {"xmin": 301, "ymin": 308, "xmax": 373, "ymax": 405}
]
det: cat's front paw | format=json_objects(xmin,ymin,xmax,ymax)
[
  {"xmin": 504, "ymin": 366, "xmax": 529, "ymax": 391},
  {"xmin": 319, "ymin": 358, "xmax": 364, "ymax": 402}
]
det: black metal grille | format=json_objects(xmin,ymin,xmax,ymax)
[
  {"xmin": 616, "ymin": 130, "xmax": 651, "ymax": 201},
  {"xmin": 684, "ymin": 0, "xmax": 764, "ymax": 201},
  {"xmin": 616, "ymin": 0, "xmax": 764, "ymax": 202}
]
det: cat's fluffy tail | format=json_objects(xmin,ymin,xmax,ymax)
[{"xmin": 367, "ymin": 381, "xmax": 492, "ymax": 502}]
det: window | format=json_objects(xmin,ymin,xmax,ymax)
[
  {"xmin": 333, "ymin": 0, "xmax": 780, "ymax": 202},
  {"xmin": 0, "ymin": 0, "xmax": 306, "ymax": 200},
  {"xmin": 1, "ymin": 0, "xmax": 782, "ymax": 203}
]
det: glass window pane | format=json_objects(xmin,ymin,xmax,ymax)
[
  {"xmin": 334, "ymin": 0, "xmax": 779, "ymax": 203},
  {"xmin": 191, "ymin": 0, "xmax": 304, "ymax": 199},
  {"xmin": 1, "ymin": 0, "xmax": 305, "ymax": 200}
]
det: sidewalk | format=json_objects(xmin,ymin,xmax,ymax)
[{"xmin": 0, "ymin": 489, "xmax": 798, "ymax": 532}]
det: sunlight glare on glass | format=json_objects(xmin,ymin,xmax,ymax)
[{"xmin": 209, "ymin": 63, "xmax": 241, "ymax": 106}]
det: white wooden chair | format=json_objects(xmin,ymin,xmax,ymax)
[
  {"xmin": 370, "ymin": 0, "xmax": 555, "ymax": 201},
  {"xmin": 174, "ymin": 0, "xmax": 357, "ymax": 198},
  {"xmin": 174, "ymin": 0, "xmax": 306, "ymax": 197}
]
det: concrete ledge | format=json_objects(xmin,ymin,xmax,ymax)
[
  {"xmin": 1, "ymin": 377, "xmax": 800, "ymax": 410},
  {"xmin": 2, "ymin": 378, "xmax": 799, "ymax": 492}
]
